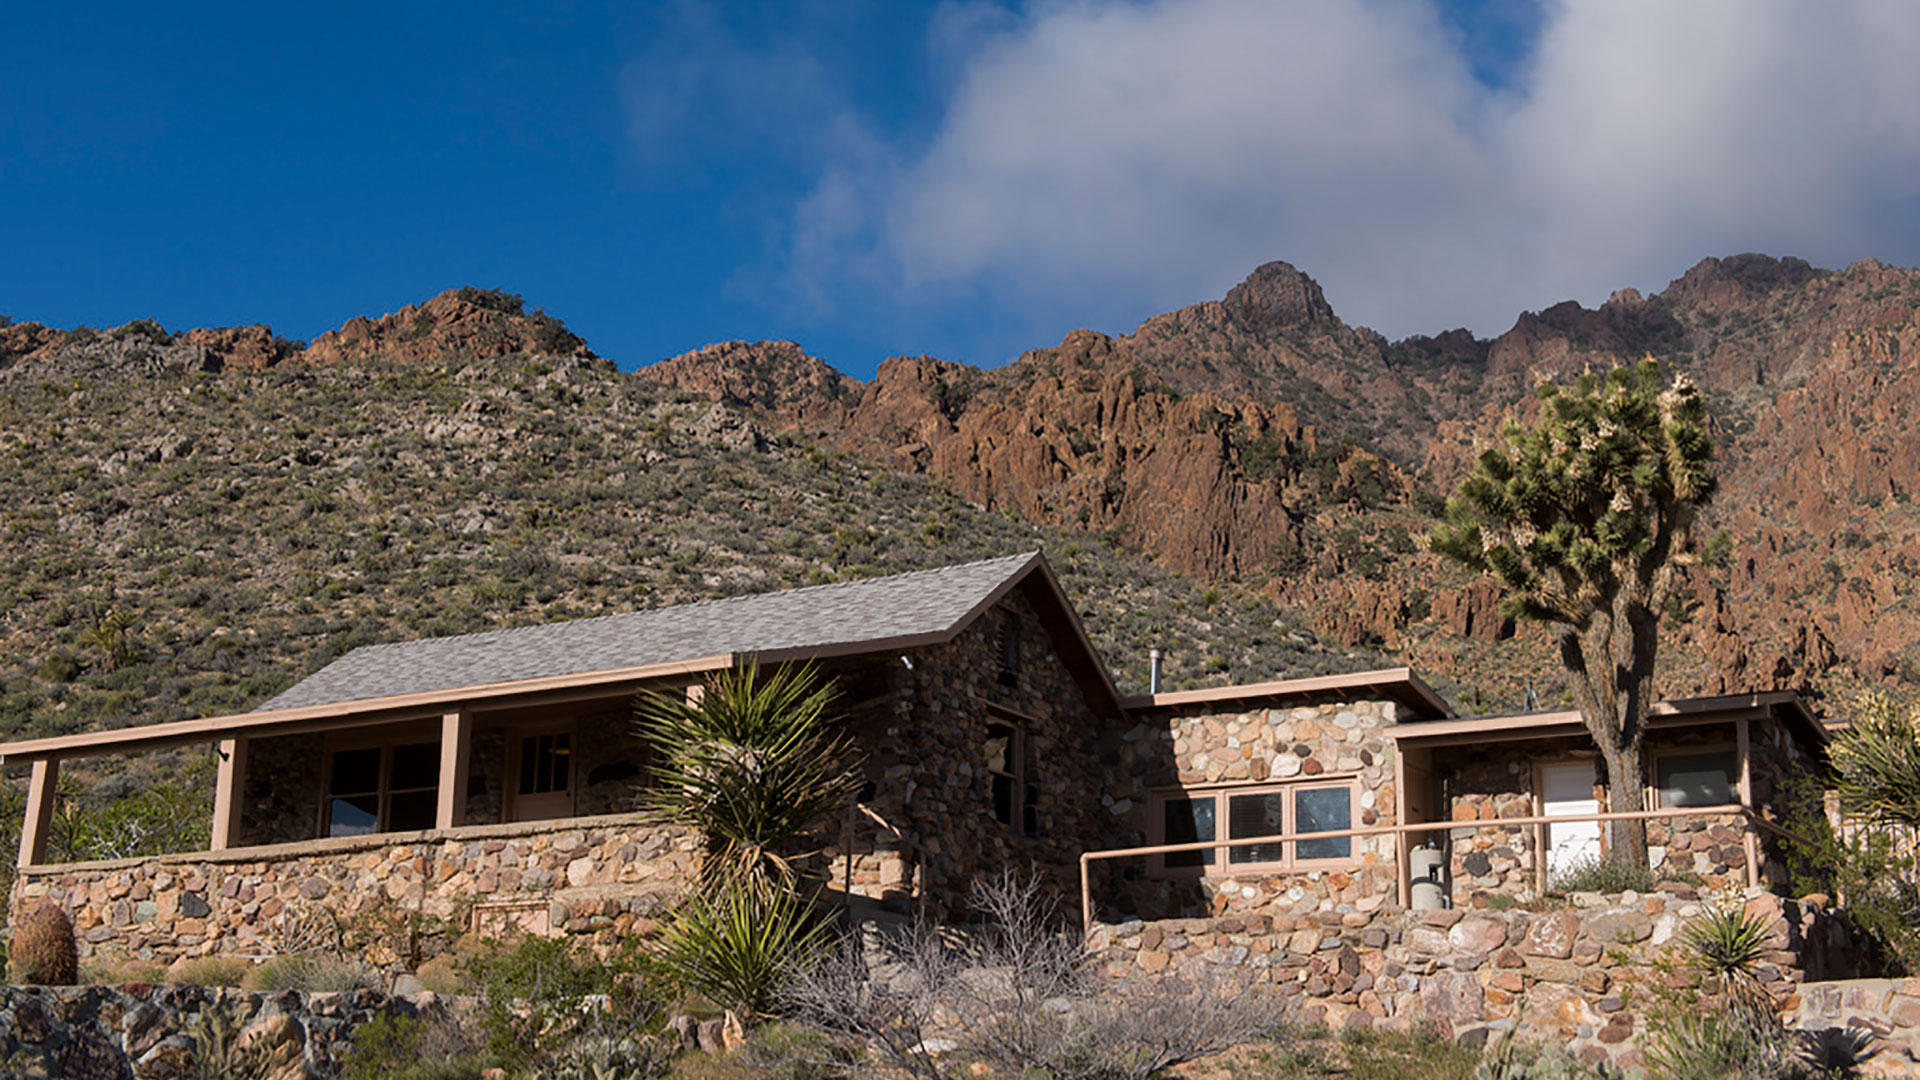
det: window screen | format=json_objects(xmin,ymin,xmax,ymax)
[
  {"xmin": 1227, "ymin": 791, "xmax": 1287, "ymax": 865},
  {"xmin": 1294, "ymin": 786, "xmax": 1353, "ymax": 861},
  {"xmin": 1657, "ymin": 750, "xmax": 1736, "ymax": 808}
]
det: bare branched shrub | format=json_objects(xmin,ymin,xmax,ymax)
[{"xmin": 784, "ymin": 870, "xmax": 1279, "ymax": 1080}]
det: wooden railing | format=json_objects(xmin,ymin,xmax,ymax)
[{"xmin": 1077, "ymin": 802, "xmax": 1803, "ymax": 935}]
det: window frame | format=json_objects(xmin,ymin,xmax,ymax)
[
  {"xmin": 1648, "ymin": 743, "xmax": 1740, "ymax": 810},
  {"xmin": 318, "ymin": 721, "xmax": 443, "ymax": 839},
  {"xmin": 985, "ymin": 707, "xmax": 1040, "ymax": 838},
  {"xmin": 1147, "ymin": 776, "xmax": 1362, "ymax": 877}
]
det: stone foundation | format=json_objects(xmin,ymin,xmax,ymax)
[
  {"xmin": 1093, "ymin": 887, "xmax": 1866, "ymax": 1071},
  {"xmin": 11, "ymin": 813, "xmax": 699, "ymax": 969}
]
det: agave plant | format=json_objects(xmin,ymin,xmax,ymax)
[{"xmin": 633, "ymin": 660, "xmax": 862, "ymax": 884}]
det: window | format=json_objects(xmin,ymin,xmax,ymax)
[
  {"xmin": 518, "ymin": 731, "xmax": 573, "ymax": 796},
  {"xmin": 1654, "ymin": 749, "xmax": 1738, "ymax": 808},
  {"xmin": 1151, "ymin": 780, "xmax": 1356, "ymax": 874},
  {"xmin": 985, "ymin": 717, "xmax": 1039, "ymax": 836},
  {"xmin": 325, "ymin": 740, "xmax": 440, "ymax": 838}
]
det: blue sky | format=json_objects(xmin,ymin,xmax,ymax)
[{"xmin": 5, "ymin": 1, "xmax": 1919, "ymax": 379}]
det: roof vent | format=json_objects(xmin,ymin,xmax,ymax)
[{"xmin": 1149, "ymin": 647, "xmax": 1163, "ymax": 695}]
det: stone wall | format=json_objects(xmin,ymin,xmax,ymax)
[
  {"xmin": 241, "ymin": 733, "xmax": 325, "ymax": 847},
  {"xmin": 1791, "ymin": 978, "xmax": 1920, "ymax": 1075},
  {"xmin": 826, "ymin": 587, "xmax": 1107, "ymax": 917},
  {"xmin": 1097, "ymin": 698, "xmax": 1401, "ymax": 920},
  {"xmin": 1093, "ymin": 886, "xmax": 1865, "ymax": 1072},
  {"xmin": 13, "ymin": 814, "xmax": 698, "ymax": 968},
  {"xmin": 0, "ymin": 983, "xmax": 424, "ymax": 1080}
]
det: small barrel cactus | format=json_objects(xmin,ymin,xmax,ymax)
[{"xmin": 10, "ymin": 902, "xmax": 79, "ymax": 985}]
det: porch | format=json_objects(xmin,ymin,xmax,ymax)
[{"xmin": 4, "ymin": 655, "xmax": 726, "ymax": 871}]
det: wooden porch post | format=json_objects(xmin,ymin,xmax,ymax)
[
  {"xmin": 211, "ymin": 737, "xmax": 249, "ymax": 851},
  {"xmin": 1737, "ymin": 716, "xmax": 1760, "ymax": 889},
  {"xmin": 437, "ymin": 709, "xmax": 472, "ymax": 830},
  {"xmin": 18, "ymin": 758, "xmax": 58, "ymax": 868}
]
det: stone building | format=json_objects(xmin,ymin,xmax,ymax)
[
  {"xmin": 1, "ymin": 548, "xmax": 1831, "ymax": 974},
  {"xmin": 2, "ymin": 552, "xmax": 1124, "ymax": 961}
]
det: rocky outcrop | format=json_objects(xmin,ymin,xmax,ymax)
[
  {"xmin": 301, "ymin": 287, "xmax": 603, "ymax": 368},
  {"xmin": 642, "ymin": 340, "xmax": 862, "ymax": 431}
]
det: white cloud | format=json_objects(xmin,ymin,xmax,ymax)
[{"xmin": 643, "ymin": 0, "xmax": 1920, "ymax": 355}]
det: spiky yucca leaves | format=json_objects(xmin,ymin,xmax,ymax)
[
  {"xmin": 1431, "ymin": 359, "xmax": 1716, "ymax": 870},
  {"xmin": 1682, "ymin": 905, "xmax": 1773, "ymax": 998},
  {"xmin": 648, "ymin": 866, "xmax": 834, "ymax": 1020},
  {"xmin": 633, "ymin": 661, "xmax": 862, "ymax": 885},
  {"xmin": 1833, "ymin": 691, "xmax": 1920, "ymax": 830}
]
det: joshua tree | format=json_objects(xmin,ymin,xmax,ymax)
[
  {"xmin": 632, "ymin": 659, "xmax": 862, "ymax": 885},
  {"xmin": 1430, "ymin": 359, "xmax": 1716, "ymax": 870}
]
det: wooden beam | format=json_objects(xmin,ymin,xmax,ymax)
[
  {"xmin": 210, "ymin": 737, "xmax": 249, "ymax": 851},
  {"xmin": 19, "ymin": 758, "xmax": 58, "ymax": 868},
  {"xmin": 437, "ymin": 709, "xmax": 473, "ymax": 830}
]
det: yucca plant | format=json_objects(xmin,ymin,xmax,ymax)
[
  {"xmin": 1681, "ymin": 905, "xmax": 1772, "ymax": 999},
  {"xmin": 633, "ymin": 660, "xmax": 861, "ymax": 884},
  {"xmin": 1832, "ymin": 691, "xmax": 1920, "ymax": 829},
  {"xmin": 648, "ymin": 867, "xmax": 834, "ymax": 1020}
]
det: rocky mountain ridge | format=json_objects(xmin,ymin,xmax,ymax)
[
  {"xmin": 9, "ymin": 254, "xmax": 1920, "ymax": 712},
  {"xmin": 640, "ymin": 254, "xmax": 1920, "ymax": 711}
]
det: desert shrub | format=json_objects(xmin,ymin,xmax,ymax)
[
  {"xmin": 786, "ymin": 871, "xmax": 1279, "ymax": 1080},
  {"xmin": 646, "ymin": 869, "xmax": 833, "ymax": 1019},
  {"xmin": 240, "ymin": 953, "xmax": 378, "ymax": 992},
  {"xmin": 81, "ymin": 955, "xmax": 167, "ymax": 985},
  {"xmin": 1548, "ymin": 856, "xmax": 1657, "ymax": 895},
  {"xmin": 460, "ymin": 933, "xmax": 654, "ymax": 1071},
  {"xmin": 10, "ymin": 901, "xmax": 78, "ymax": 985},
  {"xmin": 166, "ymin": 954, "xmax": 251, "ymax": 987},
  {"xmin": 339, "ymin": 1012, "xmax": 489, "ymax": 1080}
]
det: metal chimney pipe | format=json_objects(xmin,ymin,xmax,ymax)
[{"xmin": 1149, "ymin": 648, "xmax": 1163, "ymax": 695}]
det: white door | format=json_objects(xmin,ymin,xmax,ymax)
[{"xmin": 1541, "ymin": 762, "xmax": 1602, "ymax": 883}]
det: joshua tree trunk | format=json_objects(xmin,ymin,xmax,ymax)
[{"xmin": 1559, "ymin": 594, "xmax": 1660, "ymax": 871}]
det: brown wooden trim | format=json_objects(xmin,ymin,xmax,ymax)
[
  {"xmin": 1120, "ymin": 667, "xmax": 1450, "ymax": 719},
  {"xmin": 0, "ymin": 654, "xmax": 738, "ymax": 762}
]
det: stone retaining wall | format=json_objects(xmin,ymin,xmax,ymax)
[
  {"xmin": 12, "ymin": 813, "xmax": 699, "ymax": 968},
  {"xmin": 1791, "ymin": 978, "xmax": 1920, "ymax": 1076},
  {"xmin": 1093, "ymin": 887, "xmax": 1866, "ymax": 1072},
  {"xmin": 0, "ymin": 983, "xmax": 425, "ymax": 1080}
]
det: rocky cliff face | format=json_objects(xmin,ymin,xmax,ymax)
[{"xmin": 643, "ymin": 255, "xmax": 1920, "ymax": 709}]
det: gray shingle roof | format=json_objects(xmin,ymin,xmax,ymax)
[{"xmin": 257, "ymin": 551, "xmax": 1042, "ymax": 712}]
